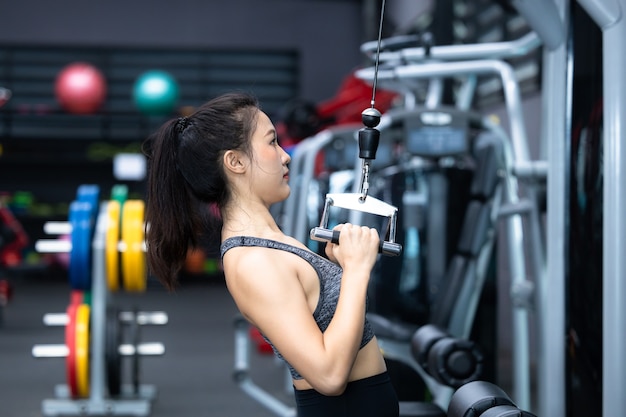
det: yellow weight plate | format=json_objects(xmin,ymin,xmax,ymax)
[
  {"xmin": 121, "ymin": 200, "xmax": 146, "ymax": 292},
  {"xmin": 106, "ymin": 200, "xmax": 121, "ymax": 292},
  {"xmin": 75, "ymin": 303, "xmax": 90, "ymax": 398}
]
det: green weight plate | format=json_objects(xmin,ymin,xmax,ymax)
[{"xmin": 110, "ymin": 184, "xmax": 128, "ymax": 206}]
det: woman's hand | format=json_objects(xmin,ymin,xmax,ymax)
[{"xmin": 325, "ymin": 223, "xmax": 379, "ymax": 273}]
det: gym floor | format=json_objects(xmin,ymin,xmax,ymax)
[{"xmin": 0, "ymin": 271, "xmax": 295, "ymax": 417}]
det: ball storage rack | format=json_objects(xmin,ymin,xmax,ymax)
[{"xmin": 32, "ymin": 184, "xmax": 168, "ymax": 416}]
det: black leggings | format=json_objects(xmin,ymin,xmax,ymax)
[{"xmin": 293, "ymin": 372, "xmax": 399, "ymax": 417}]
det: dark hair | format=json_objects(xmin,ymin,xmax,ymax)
[{"xmin": 143, "ymin": 92, "xmax": 260, "ymax": 290}]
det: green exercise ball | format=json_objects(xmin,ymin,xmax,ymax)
[{"xmin": 132, "ymin": 70, "xmax": 179, "ymax": 116}]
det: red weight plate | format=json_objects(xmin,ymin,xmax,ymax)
[
  {"xmin": 64, "ymin": 303, "xmax": 78, "ymax": 397},
  {"xmin": 69, "ymin": 290, "xmax": 83, "ymax": 305}
]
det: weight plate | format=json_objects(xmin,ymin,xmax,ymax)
[
  {"xmin": 105, "ymin": 306, "xmax": 122, "ymax": 397},
  {"xmin": 82, "ymin": 290, "xmax": 92, "ymax": 306},
  {"xmin": 106, "ymin": 201, "xmax": 121, "ymax": 292},
  {"xmin": 110, "ymin": 184, "xmax": 128, "ymax": 206},
  {"xmin": 70, "ymin": 290, "xmax": 92, "ymax": 306},
  {"xmin": 76, "ymin": 184, "xmax": 100, "ymax": 223},
  {"xmin": 75, "ymin": 303, "xmax": 91, "ymax": 398},
  {"xmin": 65, "ymin": 303, "xmax": 78, "ymax": 398},
  {"xmin": 68, "ymin": 201, "xmax": 92, "ymax": 290},
  {"xmin": 69, "ymin": 290, "xmax": 84, "ymax": 305},
  {"xmin": 121, "ymin": 200, "xmax": 146, "ymax": 292}
]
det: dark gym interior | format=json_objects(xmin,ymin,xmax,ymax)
[{"xmin": 1, "ymin": 1, "xmax": 623, "ymax": 416}]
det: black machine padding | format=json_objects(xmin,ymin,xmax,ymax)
[
  {"xmin": 430, "ymin": 256, "xmax": 471, "ymax": 329},
  {"xmin": 398, "ymin": 401, "xmax": 447, "ymax": 417},
  {"xmin": 470, "ymin": 142, "xmax": 502, "ymax": 201},
  {"xmin": 480, "ymin": 406, "xmax": 538, "ymax": 417},
  {"xmin": 367, "ymin": 312, "xmax": 420, "ymax": 342},
  {"xmin": 447, "ymin": 381, "xmax": 515, "ymax": 417},
  {"xmin": 456, "ymin": 202, "xmax": 492, "ymax": 257},
  {"xmin": 411, "ymin": 324, "xmax": 483, "ymax": 388}
]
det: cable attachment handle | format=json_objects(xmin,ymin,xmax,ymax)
[{"xmin": 310, "ymin": 193, "xmax": 402, "ymax": 257}]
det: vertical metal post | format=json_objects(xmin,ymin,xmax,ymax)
[
  {"xmin": 539, "ymin": 0, "xmax": 569, "ymax": 415},
  {"xmin": 599, "ymin": 1, "xmax": 626, "ymax": 416},
  {"xmin": 90, "ymin": 202, "xmax": 109, "ymax": 404},
  {"xmin": 577, "ymin": 1, "xmax": 626, "ymax": 415}
]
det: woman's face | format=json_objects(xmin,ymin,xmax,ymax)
[{"xmin": 247, "ymin": 110, "xmax": 291, "ymax": 205}]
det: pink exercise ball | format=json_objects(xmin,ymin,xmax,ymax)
[{"xmin": 55, "ymin": 62, "xmax": 107, "ymax": 114}]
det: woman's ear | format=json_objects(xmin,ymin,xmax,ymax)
[{"xmin": 223, "ymin": 150, "xmax": 247, "ymax": 174}]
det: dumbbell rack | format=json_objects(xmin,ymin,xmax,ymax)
[{"xmin": 33, "ymin": 189, "xmax": 166, "ymax": 416}]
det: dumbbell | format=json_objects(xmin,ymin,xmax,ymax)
[
  {"xmin": 32, "ymin": 303, "xmax": 166, "ymax": 398},
  {"xmin": 411, "ymin": 324, "xmax": 483, "ymax": 388}
]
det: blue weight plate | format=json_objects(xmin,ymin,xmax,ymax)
[
  {"xmin": 69, "ymin": 201, "xmax": 92, "ymax": 290},
  {"xmin": 76, "ymin": 184, "xmax": 100, "ymax": 205},
  {"xmin": 76, "ymin": 184, "xmax": 100, "ymax": 228}
]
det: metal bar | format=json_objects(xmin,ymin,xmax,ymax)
[
  {"xmin": 118, "ymin": 311, "xmax": 168, "ymax": 326},
  {"xmin": 538, "ymin": 0, "xmax": 569, "ymax": 415},
  {"xmin": 601, "ymin": 10, "xmax": 626, "ymax": 417},
  {"xmin": 35, "ymin": 239, "xmax": 72, "ymax": 253},
  {"xmin": 32, "ymin": 343, "xmax": 165, "ymax": 358},
  {"xmin": 43, "ymin": 221, "xmax": 72, "ymax": 235},
  {"xmin": 281, "ymin": 133, "xmax": 316, "ymax": 237},
  {"xmin": 485, "ymin": 120, "xmax": 532, "ymax": 410},
  {"xmin": 290, "ymin": 127, "xmax": 361, "ymax": 244},
  {"xmin": 84, "ymin": 203, "xmax": 108, "ymax": 403},
  {"xmin": 233, "ymin": 316, "xmax": 296, "ymax": 417},
  {"xmin": 577, "ymin": 1, "xmax": 626, "ymax": 416},
  {"xmin": 44, "ymin": 311, "xmax": 168, "ymax": 326},
  {"xmin": 361, "ymin": 32, "xmax": 541, "ymax": 63},
  {"xmin": 323, "ymin": 193, "xmax": 398, "ymax": 217},
  {"xmin": 355, "ymin": 59, "xmax": 532, "ymax": 166}
]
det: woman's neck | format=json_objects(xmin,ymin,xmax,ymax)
[{"xmin": 221, "ymin": 199, "xmax": 282, "ymax": 240}]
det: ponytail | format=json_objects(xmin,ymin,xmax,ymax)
[
  {"xmin": 143, "ymin": 92, "xmax": 260, "ymax": 290},
  {"xmin": 144, "ymin": 120, "xmax": 198, "ymax": 290}
]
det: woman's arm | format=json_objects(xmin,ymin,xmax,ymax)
[{"xmin": 224, "ymin": 225, "xmax": 379, "ymax": 395}]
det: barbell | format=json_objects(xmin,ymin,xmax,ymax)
[
  {"xmin": 32, "ymin": 302, "xmax": 166, "ymax": 399},
  {"xmin": 36, "ymin": 184, "xmax": 147, "ymax": 292}
]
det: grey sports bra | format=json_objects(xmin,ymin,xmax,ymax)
[{"xmin": 220, "ymin": 236, "xmax": 375, "ymax": 380}]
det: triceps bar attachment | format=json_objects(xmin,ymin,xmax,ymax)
[
  {"xmin": 309, "ymin": 105, "xmax": 403, "ymax": 257},
  {"xmin": 310, "ymin": 193, "xmax": 402, "ymax": 256}
]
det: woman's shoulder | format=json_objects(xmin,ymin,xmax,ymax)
[
  {"xmin": 221, "ymin": 235, "xmax": 311, "ymax": 255},
  {"xmin": 221, "ymin": 237, "xmax": 307, "ymax": 305},
  {"xmin": 221, "ymin": 236, "xmax": 298, "ymax": 269}
]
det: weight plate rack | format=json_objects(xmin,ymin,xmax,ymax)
[{"xmin": 32, "ymin": 184, "xmax": 168, "ymax": 416}]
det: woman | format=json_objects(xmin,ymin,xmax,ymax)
[{"xmin": 143, "ymin": 92, "xmax": 399, "ymax": 417}]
